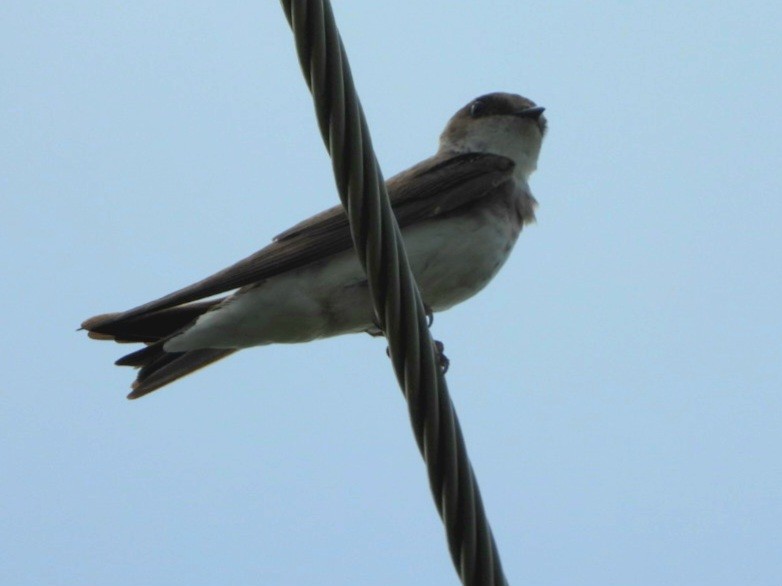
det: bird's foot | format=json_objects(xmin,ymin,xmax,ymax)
[
  {"xmin": 383, "ymin": 340, "xmax": 448, "ymax": 373},
  {"xmin": 434, "ymin": 340, "xmax": 450, "ymax": 373}
]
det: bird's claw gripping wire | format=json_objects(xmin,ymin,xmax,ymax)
[
  {"xmin": 384, "ymin": 339, "xmax": 449, "ymax": 373},
  {"xmin": 434, "ymin": 340, "xmax": 450, "ymax": 373}
]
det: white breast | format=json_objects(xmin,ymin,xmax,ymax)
[{"xmin": 404, "ymin": 201, "xmax": 523, "ymax": 311}]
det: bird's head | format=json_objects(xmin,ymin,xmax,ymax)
[{"xmin": 439, "ymin": 92, "xmax": 547, "ymax": 181}]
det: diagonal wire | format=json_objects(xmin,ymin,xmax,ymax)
[{"xmin": 280, "ymin": 2, "xmax": 509, "ymax": 584}]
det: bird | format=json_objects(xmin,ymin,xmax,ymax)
[{"xmin": 82, "ymin": 92, "xmax": 547, "ymax": 399}]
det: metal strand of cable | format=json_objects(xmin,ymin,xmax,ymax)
[{"xmin": 280, "ymin": 2, "xmax": 508, "ymax": 584}]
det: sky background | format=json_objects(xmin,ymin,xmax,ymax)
[{"xmin": 2, "ymin": 1, "xmax": 781, "ymax": 585}]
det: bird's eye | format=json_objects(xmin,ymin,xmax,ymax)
[{"xmin": 469, "ymin": 100, "xmax": 486, "ymax": 118}]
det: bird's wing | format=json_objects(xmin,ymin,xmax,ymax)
[
  {"xmin": 274, "ymin": 152, "xmax": 514, "ymax": 240},
  {"xmin": 82, "ymin": 153, "xmax": 514, "ymax": 332}
]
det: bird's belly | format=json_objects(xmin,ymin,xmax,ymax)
[
  {"xmin": 165, "ymin": 251, "xmax": 373, "ymax": 350},
  {"xmin": 406, "ymin": 212, "xmax": 520, "ymax": 311},
  {"xmin": 165, "ymin": 209, "xmax": 520, "ymax": 351}
]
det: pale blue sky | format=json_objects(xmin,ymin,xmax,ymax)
[{"xmin": 2, "ymin": 2, "xmax": 781, "ymax": 585}]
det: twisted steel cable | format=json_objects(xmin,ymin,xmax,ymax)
[{"xmin": 280, "ymin": 2, "xmax": 509, "ymax": 584}]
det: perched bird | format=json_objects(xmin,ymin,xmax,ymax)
[{"xmin": 82, "ymin": 92, "xmax": 547, "ymax": 399}]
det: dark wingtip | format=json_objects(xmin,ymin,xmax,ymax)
[
  {"xmin": 127, "ymin": 387, "xmax": 143, "ymax": 400},
  {"xmin": 81, "ymin": 312, "xmax": 122, "ymax": 332},
  {"xmin": 127, "ymin": 378, "xmax": 149, "ymax": 400},
  {"xmin": 89, "ymin": 331, "xmax": 119, "ymax": 341},
  {"xmin": 127, "ymin": 377, "xmax": 166, "ymax": 400}
]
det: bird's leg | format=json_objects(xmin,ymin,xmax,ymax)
[
  {"xmin": 424, "ymin": 303, "xmax": 434, "ymax": 328},
  {"xmin": 383, "ymin": 342, "xmax": 449, "ymax": 372},
  {"xmin": 423, "ymin": 304, "xmax": 448, "ymax": 371},
  {"xmin": 375, "ymin": 305, "xmax": 447, "ymax": 372},
  {"xmin": 366, "ymin": 324, "xmax": 385, "ymax": 338},
  {"xmin": 369, "ymin": 305, "xmax": 432, "ymax": 337},
  {"xmin": 384, "ymin": 340, "xmax": 449, "ymax": 373},
  {"xmin": 366, "ymin": 313, "xmax": 385, "ymax": 338}
]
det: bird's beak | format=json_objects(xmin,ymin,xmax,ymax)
[{"xmin": 514, "ymin": 106, "xmax": 546, "ymax": 120}]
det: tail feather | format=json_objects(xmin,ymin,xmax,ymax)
[
  {"xmin": 114, "ymin": 341, "xmax": 167, "ymax": 367},
  {"xmin": 81, "ymin": 298, "xmax": 236, "ymax": 398},
  {"xmin": 127, "ymin": 346, "xmax": 236, "ymax": 400},
  {"xmin": 81, "ymin": 300, "xmax": 222, "ymax": 343}
]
